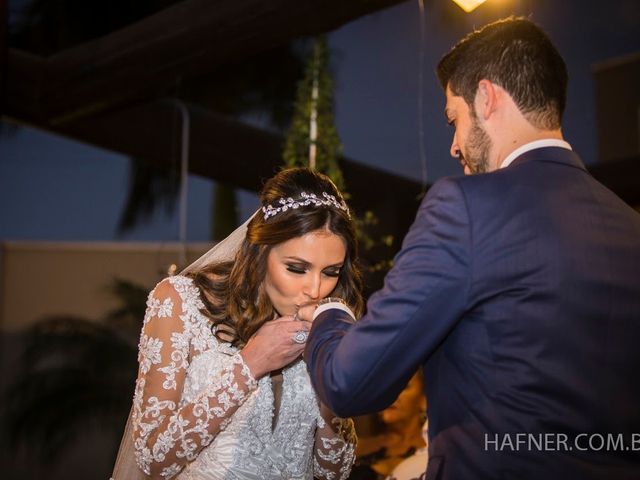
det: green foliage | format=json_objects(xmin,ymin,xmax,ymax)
[
  {"xmin": 117, "ymin": 161, "xmax": 180, "ymax": 234},
  {"xmin": 1, "ymin": 316, "xmax": 138, "ymax": 462},
  {"xmin": 283, "ymin": 36, "xmax": 346, "ymax": 193},
  {"xmin": 212, "ymin": 183, "xmax": 239, "ymax": 242},
  {"xmin": 103, "ymin": 277, "xmax": 150, "ymax": 336},
  {"xmin": 282, "ymin": 36, "xmax": 393, "ymax": 274},
  {"xmin": 0, "ymin": 277, "xmax": 149, "ymax": 464},
  {"xmin": 355, "ymin": 210, "xmax": 395, "ymax": 273}
]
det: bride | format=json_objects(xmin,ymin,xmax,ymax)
[{"xmin": 112, "ymin": 167, "xmax": 364, "ymax": 479}]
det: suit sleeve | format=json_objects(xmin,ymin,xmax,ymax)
[{"xmin": 305, "ymin": 178, "xmax": 472, "ymax": 417}]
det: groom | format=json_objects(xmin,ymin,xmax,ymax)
[{"xmin": 300, "ymin": 17, "xmax": 640, "ymax": 479}]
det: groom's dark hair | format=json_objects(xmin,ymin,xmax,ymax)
[{"xmin": 437, "ymin": 16, "xmax": 568, "ymax": 130}]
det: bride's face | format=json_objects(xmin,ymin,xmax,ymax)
[{"xmin": 264, "ymin": 229, "xmax": 346, "ymax": 317}]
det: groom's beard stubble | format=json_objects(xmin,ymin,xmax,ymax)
[{"xmin": 462, "ymin": 112, "xmax": 492, "ymax": 175}]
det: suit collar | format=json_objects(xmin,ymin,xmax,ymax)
[
  {"xmin": 500, "ymin": 139, "xmax": 572, "ymax": 168},
  {"xmin": 508, "ymin": 146, "xmax": 587, "ymax": 171}
]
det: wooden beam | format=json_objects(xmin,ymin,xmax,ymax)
[
  {"xmin": 5, "ymin": 0, "xmax": 407, "ymax": 124},
  {"xmin": 48, "ymin": 101, "xmax": 424, "ymax": 225},
  {"xmin": 4, "ymin": 99, "xmax": 422, "ymax": 293},
  {"xmin": 4, "ymin": 50, "xmax": 45, "ymax": 121}
]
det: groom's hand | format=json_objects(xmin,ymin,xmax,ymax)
[{"xmin": 296, "ymin": 302, "xmax": 318, "ymax": 323}]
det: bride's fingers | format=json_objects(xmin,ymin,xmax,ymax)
[
  {"xmin": 267, "ymin": 318, "xmax": 311, "ymax": 334},
  {"xmin": 291, "ymin": 320, "xmax": 312, "ymax": 331},
  {"xmin": 269, "ymin": 315, "xmax": 297, "ymax": 324}
]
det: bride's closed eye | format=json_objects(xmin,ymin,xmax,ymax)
[
  {"xmin": 286, "ymin": 263, "xmax": 307, "ymax": 274},
  {"xmin": 322, "ymin": 267, "xmax": 341, "ymax": 278},
  {"xmin": 285, "ymin": 263, "xmax": 342, "ymax": 277}
]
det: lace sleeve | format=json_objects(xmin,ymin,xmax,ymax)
[
  {"xmin": 132, "ymin": 278, "xmax": 257, "ymax": 478},
  {"xmin": 313, "ymin": 403, "xmax": 357, "ymax": 480}
]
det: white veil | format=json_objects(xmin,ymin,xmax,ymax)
[{"xmin": 110, "ymin": 212, "xmax": 257, "ymax": 479}]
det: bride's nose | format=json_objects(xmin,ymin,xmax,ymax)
[{"xmin": 303, "ymin": 273, "xmax": 321, "ymax": 301}]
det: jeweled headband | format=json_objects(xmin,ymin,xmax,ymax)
[{"xmin": 262, "ymin": 191, "xmax": 350, "ymax": 220}]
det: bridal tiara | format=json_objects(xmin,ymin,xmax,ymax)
[{"xmin": 262, "ymin": 191, "xmax": 350, "ymax": 220}]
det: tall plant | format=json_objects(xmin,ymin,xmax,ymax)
[
  {"xmin": 283, "ymin": 37, "xmax": 393, "ymax": 274},
  {"xmin": 283, "ymin": 36, "xmax": 346, "ymax": 193}
]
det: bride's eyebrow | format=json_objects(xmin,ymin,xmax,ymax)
[
  {"xmin": 283, "ymin": 256, "xmax": 311, "ymax": 265},
  {"xmin": 283, "ymin": 256, "xmax": 343, "ymax": 268}
]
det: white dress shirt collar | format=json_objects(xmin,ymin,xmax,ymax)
[{"xmin": 500, "ymin": 139, "xmax": 572, "ymax": 169}]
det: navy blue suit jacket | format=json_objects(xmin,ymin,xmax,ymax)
[{"xmin": 305, "ymin": 147, "xmax": 640, "ymax": 479}]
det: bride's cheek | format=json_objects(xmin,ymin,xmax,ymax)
[{"xmin": 322, "ymin": 279, "xmax": 339, "ymax": 298}]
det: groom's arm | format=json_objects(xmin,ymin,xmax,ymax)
[{"xmin": 305, "ymin": 177, "xmax": 472, "ymax": 417}]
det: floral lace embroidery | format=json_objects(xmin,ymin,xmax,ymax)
[
  {"xmin": 314, "ymin": 417, "xmax": 357, "ymax": 480},
  {"xmin": 131, "ymin": 275, "xmax": 356, "ymax": 479},
  {"xmin": 132, "ymin": 276, "xmax": 257, "ymax": 478},
  {"xmin": 157, "ymin": 331, "xmax": 190, "ymax": 391},
  {"xmin": 145, "ymin": 296, "xmax": 174, "ymax": 321},
  {"xmin": 138, "ymin": 336, "xmax": 163, "ymax": 374}
]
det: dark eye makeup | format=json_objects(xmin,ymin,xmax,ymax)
[
  {"xmin": 286, "ymin": 264, "xmax": 306, "ymax": 274},
  {"xmin": 285, "ymin": 263, "xmax": 342, "ymax": 277}
]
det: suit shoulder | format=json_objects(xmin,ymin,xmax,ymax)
[
  {"xmin": 425, "ymin": 176, "xmax": 467, "ymax": 201},
  {"xmin": 414, "ymin": 176, "xmax": 473, "ymax": 228},
  {"xmin": 427, "ymin": 173, "xmax": 502, "ymax": 195}
]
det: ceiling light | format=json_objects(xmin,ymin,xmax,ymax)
[{"xmin": 451, "ymin": 0, "xmax": 488, "ymax": 13}]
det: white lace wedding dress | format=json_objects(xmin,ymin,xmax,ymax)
[{"xmin": 131, "ymin": 275, "xmax": 356, "ymax": 479}]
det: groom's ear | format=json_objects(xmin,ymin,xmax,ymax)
[{"xmin": 474, "ymin": 79, "xmax": 499, "ymax": 121}]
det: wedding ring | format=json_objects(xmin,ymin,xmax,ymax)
[{"xmin": 292, "ymin": 330, "xmax": 308, "ymax": 344}]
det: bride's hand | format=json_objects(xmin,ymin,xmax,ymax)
[{"xmin": 240, "ymin": 317, "xmax": 311, "ymax": 379}]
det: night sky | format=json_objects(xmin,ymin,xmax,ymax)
[{"xmin": 1, "ymin": 0, "xmax": 639, "ymax": 242}]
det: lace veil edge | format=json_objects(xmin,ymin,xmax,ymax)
[
  {"xmin": 111, "ymin": 406, "xmax": 144, "ymax": 480},
  {"xmin": 180, "ymin": 209, "xmax": 256, "ymax": 276}
]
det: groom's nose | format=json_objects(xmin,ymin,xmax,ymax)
[{"xmin": 450, "ymin": 141, "xmax": 461, "ymax": 160}]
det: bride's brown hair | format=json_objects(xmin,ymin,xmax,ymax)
[{"xmin": 190, "ymin": 167, "xmax": 364, "ymax": 348}]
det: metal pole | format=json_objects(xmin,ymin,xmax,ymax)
[
  {"xmin": 309, "ymin": 45, "xmax": 319, "ymax": 169},
  {"xmin": 172, "ymin": 99, "xmax": 190, "ymax": 269}
]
